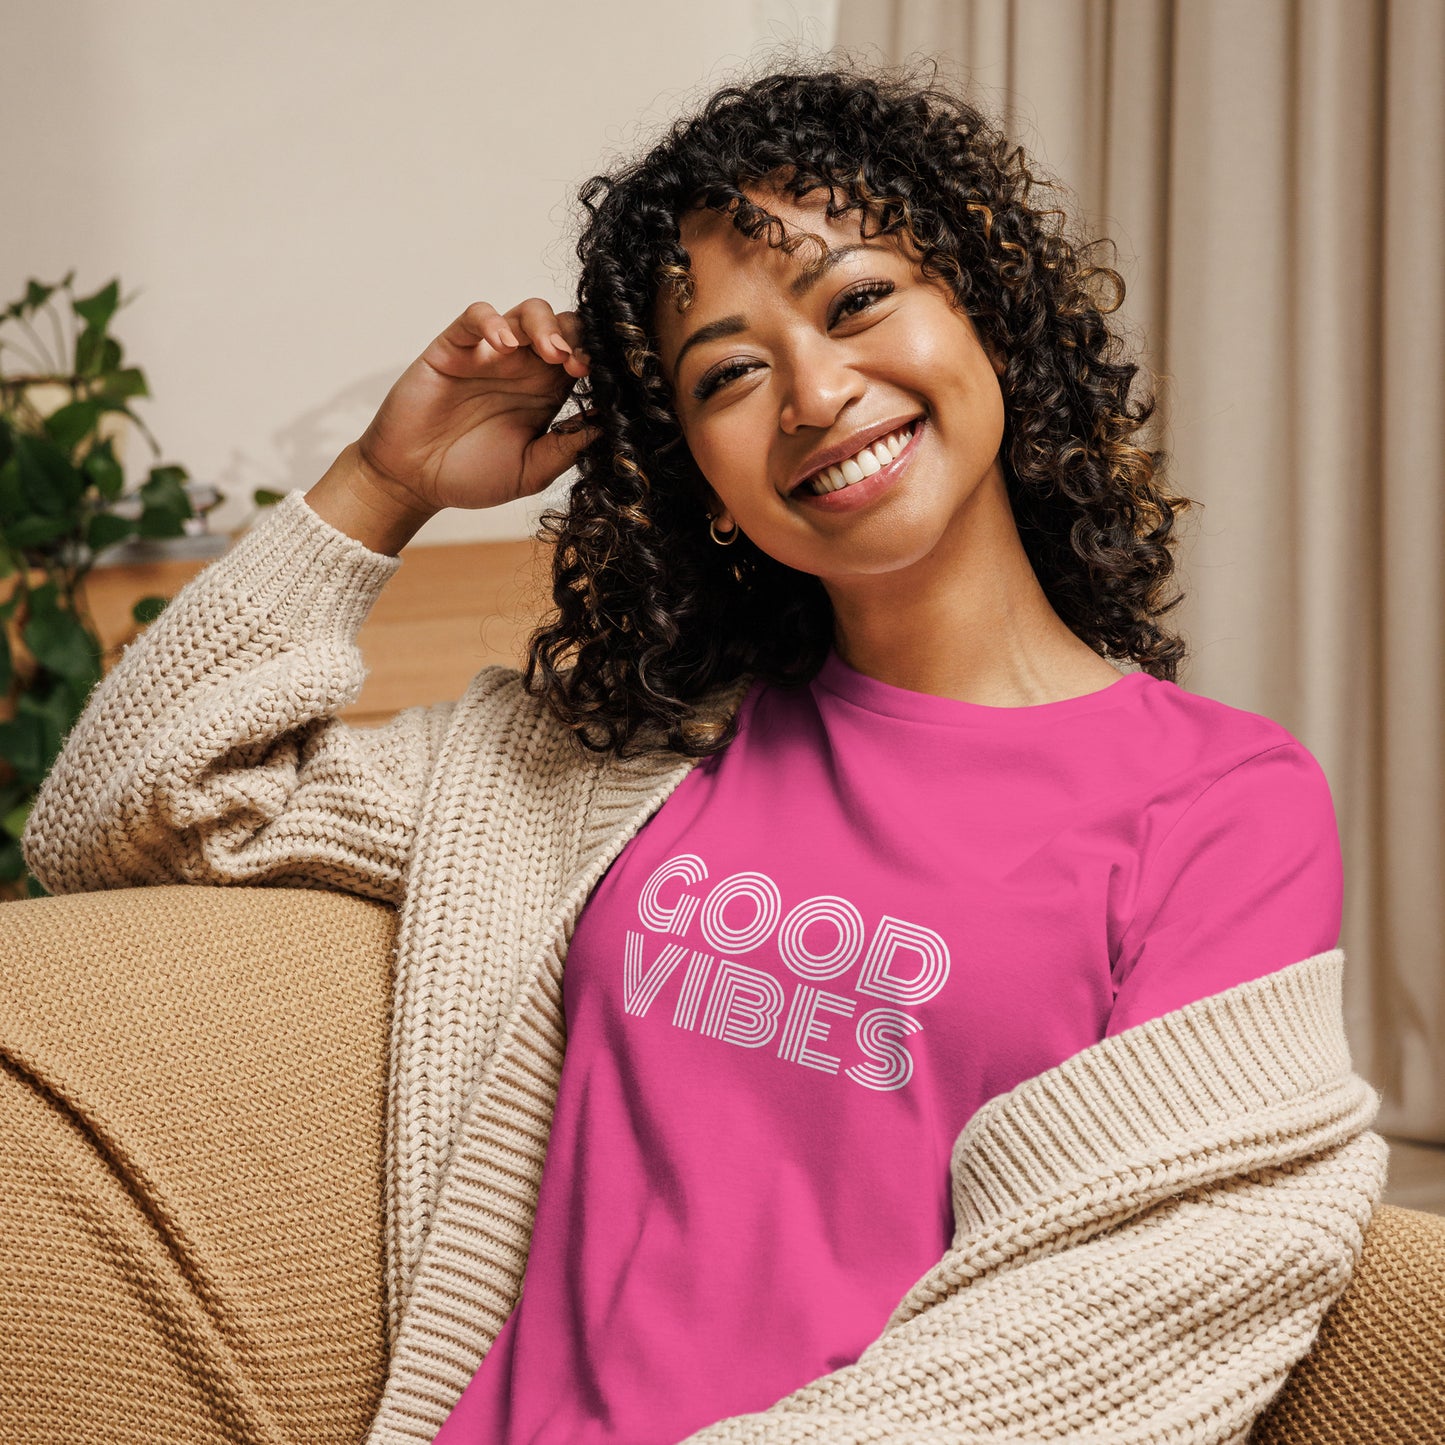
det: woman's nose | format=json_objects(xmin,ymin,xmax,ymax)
[{"xmin": 777, "ymin": 337, "xmax": 867, "ymax": 434}]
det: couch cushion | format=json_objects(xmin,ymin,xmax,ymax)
[
  {"xmin": 0, "ymin": 883, "xmax": 395, "ymax": 1444},
  {"xmin": 1251, "ymin": 1201, "xmax": 1445, "ymax": 1443}
]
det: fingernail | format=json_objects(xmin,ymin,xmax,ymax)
[
  {"xmin": 551, "ymin": 333, "xmax": 572, "ymax": 353},
  {"xmin": 499, "ymin": 327, "xmax": 519, "ymax": 347}
]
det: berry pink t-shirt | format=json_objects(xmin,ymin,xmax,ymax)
[{"xmin": 432, "ymin": 651, "xmax": 1342, "ymax": 1444}]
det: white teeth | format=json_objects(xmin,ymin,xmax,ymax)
[{"xmin": 802, "ymin": 422, "xmax": 915, "ymax": 495}]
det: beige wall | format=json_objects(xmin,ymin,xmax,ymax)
[{"xmin": 0, "ymin": 0, "xmax": 838, "ymax": 544}]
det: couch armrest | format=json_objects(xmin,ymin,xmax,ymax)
[
  {"xmin": 0, "ymin": 884, "xmax": 395, "ymax": 1444},
  {"xmin": 3, "ymin": 886, "xmax": 1440, "ymax": 1444},
  {"xmin": 1250, "ymin": 1201, "xmax": 1445, "ymax": 1442}
]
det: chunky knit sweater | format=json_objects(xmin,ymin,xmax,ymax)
[{"xmin": 22, "ymin": 487, "xmax": 1390, "ymax": 1445}]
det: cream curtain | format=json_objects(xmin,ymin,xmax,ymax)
[{"xmin": 833, "ymin": 0, "xmax": 1444, "ymax": 1142}]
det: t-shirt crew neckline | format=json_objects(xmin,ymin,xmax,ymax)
[{"xmin": 812, "ymin": 647, "xmax": 1148, "ymax": 725}]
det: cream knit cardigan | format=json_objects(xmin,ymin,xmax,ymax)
[{"xmin": 23, "ymin": 489, "xmax": 1389, "ymax": 1445}]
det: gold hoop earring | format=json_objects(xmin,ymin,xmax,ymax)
[{"xmin": 709, "ymin": 515, "xmax": 739, "ymax": 546}]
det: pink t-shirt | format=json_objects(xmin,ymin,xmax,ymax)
[{"xmin": 432, "ymin": 651, "xmax": 1342, "ymax": 1444}]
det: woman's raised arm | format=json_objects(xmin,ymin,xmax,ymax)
[
  {"xmin": 20, "ymin": 475, "xmax": 448, "ymax": 904},
  {"xmin": 20, "ymin": 297, "xmax": 599, "ymax": 904}
]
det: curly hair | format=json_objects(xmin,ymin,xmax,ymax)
[{"xmin": 523, "ymin": 53, "xmax": 1196, "ymax": 759}]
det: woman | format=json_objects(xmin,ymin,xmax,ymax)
[{"xmin": 19, "ymin": 59, "xmax": 1386, "ymax": 1445}]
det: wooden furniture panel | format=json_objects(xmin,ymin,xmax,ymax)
[{"xmin": 64, "ymin": 531, "xmax": 555, "ymax": 729}]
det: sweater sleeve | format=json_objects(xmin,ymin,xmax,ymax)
[
  {"xmin": 1106, "ymin": 739, "xmax": 1345, "ymax": 1037},
  {"xmin": 20, "ymin": 488, "xmax": 454, "ymax": 907},
  {"xmin": 673, "ymin": 952, "xmax": 1388, "ymax": 1445}
]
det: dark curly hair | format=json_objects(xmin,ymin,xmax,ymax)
[{"xmin": 523, "ymin": 52, "xmax": 1196, "ymax": 759}]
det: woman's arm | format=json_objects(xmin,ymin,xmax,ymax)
[
  {"xmin": 20, "ymin": 469, "xmax": 451, "ymax": 907},
  {"xmin": 21, "ymin": 291, "xmax": 598, "ymax": 903},
  {"xmin": 673, "ymin": 949, "xmax": 1388, "ymax": 1445}
]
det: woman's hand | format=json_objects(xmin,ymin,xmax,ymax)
[{"xmin": 353, "ymin": 299, "xmax": 598, "ymax": 514}]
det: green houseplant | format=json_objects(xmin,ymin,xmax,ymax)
[{"xmin": 0, "ymin": 273, "xmax": 211, "ymax": 899}]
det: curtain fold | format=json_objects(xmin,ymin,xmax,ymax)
[{"xmin": 834, "ymin": 0, "xmax": 1445, "ymax": 1140}]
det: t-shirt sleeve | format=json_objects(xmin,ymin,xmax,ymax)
[{"xmin": 1106, "ymin": 739, "xmax": 1344, "ymax": 1037}]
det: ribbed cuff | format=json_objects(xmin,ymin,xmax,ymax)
[
  {"xmin": 214, "ymin": 487, "xmax": 404, "ymax": 640},
  {"xmin": 949, "ymin": 947, "xmax": 1372, "ymax": 1233}
]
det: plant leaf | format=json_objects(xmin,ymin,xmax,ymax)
[
  {"xmin": 23, "ymin": 280, "xmax": 56, "ymax": 314},
  {"xmin": 132, "ymin": 594, "xmax": 169, "ymax": 625},
  {"xmin": 44, "ymin": 399, "xmax": 101, "ymax": 452},
  {"xmin": 13, "ymin": 433, "xmax": 84, "ymax": 514},
  {"xmin": 1, "ymin": 799, "xmax": 31, "ymax": 842},
  {"xmin": 86, "ymin": 510, "xmax": 135, "ymax": 552},
  {"xmin": 15, "ymin": 687, "xmax": 79, "ymax": 779},
  {"xmin": 0, "ymin": 455, "xmax": 22, "ymax": 522},
  {"xmin": 82, "ymin": 437, "xmax": 125, "ymax": 499},
  {"xmin": 137, "ymin": 464, "xmax": 192, "ymax": 536},
  {"xmin": 25, "ymin": 578, "xmax": 57, "ymax": 611},
  {"xmin": 22, "ymin": 600, "xmax": 101, "ymax": 683},
  {"xmin": 73, "ymin": 279, "xmax": 120, "ymax": 332},
  {"xmin": 0, "ymin": 713, "xmax": 47, "ymax": 784},
  {"xmin": 98, "ymin": 366, "xmax": 148, "ymax": 401},
  {"xmin": 5, "ymin": 513, "xmax": 73, "ymax": 547},
  {"xmin": 76, "ymin": 324, "xmax": 105, "ymax": 376},
  {"xmin": 144, "ymin": 463, "xmax": 190, "ymax": 494}
]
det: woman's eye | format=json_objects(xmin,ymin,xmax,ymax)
[
  {"xmin": 832, "ymin": 279, "xmax": 895, "ymax": 322},
  {"xmin": 694, "ymin": 359, "xmax": 754, "ymax": 400},
  {"xmin": 692, "ymin": 280, "xmax": 897, "ymax": 401}
]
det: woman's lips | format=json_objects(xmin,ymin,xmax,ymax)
[{"xmin": 790, "ymin": 416, "xmax": 925, "ymax": 514}]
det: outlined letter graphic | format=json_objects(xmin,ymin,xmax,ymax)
[
  {"xmin": 776, "ymin": 984, "xmax": 857, "ymax": 1074},
  {"xmin": 699, "ymin": 959, "xmax": 787, "ymax": 1047},
  {"xmin": 698, "ymin": 871, "xmax": 782, "ymax": 953},
  {"xmin": 777, "ymin": 896, "xmax": 865, "ymax": 981},
  {"xmin": 672, "ymin": 949, "xmax": 717, "ymax": 1030},
  {"xmin": 855, "ymin": 916, "xmax": 951, "ymax": 1004},
  {"xmin": 622, "ymin": 930, "xmax": 690, "ymax": 1017},
  {"xmin": 637, "ymin": 854, "xmax": 708, "ymax": 935},
  {"xmin": 845, "ymin": 1008, "xmax": 923, "ymax": 1091}
]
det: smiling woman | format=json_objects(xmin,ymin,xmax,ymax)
[
  {"xmin": 649, "ymin": 182, "xmax": 1034, "ymax": 689},
  {"xmin": 12, "ymin": 47, "xmax": 1380, "ymax": 1445},
  {"xmin": 522, "ymin": 58, "xmax": 1196, "ymax": 757}
]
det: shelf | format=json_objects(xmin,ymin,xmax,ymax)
[{"xmin": 8, "ymin": 530, "xmax": 554, "ymax": 726}]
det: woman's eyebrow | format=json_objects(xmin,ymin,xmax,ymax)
[{"xmin": 667, "ymin": 241, "xmax": 895, "ymax": 382}]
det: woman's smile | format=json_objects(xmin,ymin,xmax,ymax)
[
  {"xmin": 788, "ymin": 415, "xmax": 926, "ymax": 514},
  {"xmin": 651, "ymin": 181, "xmax": 1010, "ymax": 589}
]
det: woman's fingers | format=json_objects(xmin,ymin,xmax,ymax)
[
  {"xmin": 553, "ymin": 309, "xmax": 591, "ymax": 365},
  {"xmin": 504, "ymin": 299, "xmax": 591, "ymax": 375},
  {"xmin": 428, "ymin": 299, "xmax": 589, "ymax": 379},
  {"xmin": 528, "ymin": 413, "xmax": 602, "ymax": 488},
  {"xmin": 504, "ymin": 299, "xmax": 572, "ymax": 362},
  {"xmin": 425, "ymin": 302, "xmax": 521, "ymax": 375}
]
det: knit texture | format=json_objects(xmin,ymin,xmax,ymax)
[
  {"xmin": 0, "ymin": 883, "xmax": 395, "ymax": 1444},
  {"xmin": 21, "ymin": 488, "xmax": 1391, "ymax": 1444}
]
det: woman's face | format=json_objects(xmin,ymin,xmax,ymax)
[{"xmin": 651, "ymin": 184, "xmax": 1009, "ymax": 584}]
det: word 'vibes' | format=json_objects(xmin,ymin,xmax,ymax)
[{"xmin": 621, "ymin": 853, "xmax": 952, "ymax": 1092}]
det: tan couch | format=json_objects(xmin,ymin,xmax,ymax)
[{"xmin": 1, "ymin": 883, "xmax": 1442, "ymax": 1444}]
